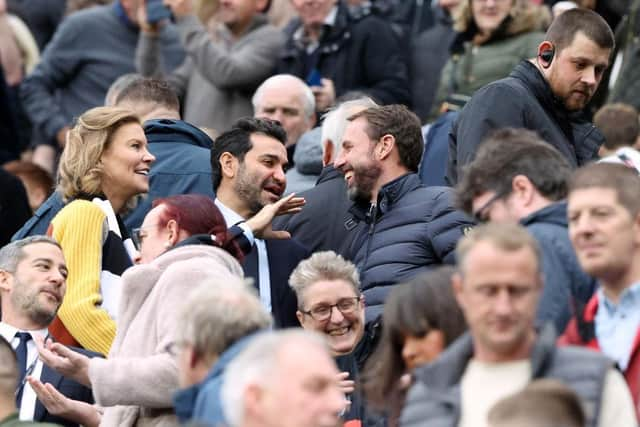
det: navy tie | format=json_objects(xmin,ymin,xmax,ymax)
[{"xmin": 14, "ymin": 332, "xmax": 31, "ymax": 405}]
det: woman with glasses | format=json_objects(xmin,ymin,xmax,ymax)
[
  {"xmin": 46, "ymin": 106, "xmax": 155, "ymax": 357},
  {"xmin": 362, "ymin": 266, "xmax": 468, "ymax": 427},
  {"xmin": 30, "ymin": 192, "xmax": 301, "ymax": 427}
]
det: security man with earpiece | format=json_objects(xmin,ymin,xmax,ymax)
[{"xmin": 447, "ymin": 8, "xmax": 614, "ymax": 185}]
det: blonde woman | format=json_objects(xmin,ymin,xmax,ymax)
[{"xmin": 47, "ymin": 106, "xmax": 155, "ymax": 356}]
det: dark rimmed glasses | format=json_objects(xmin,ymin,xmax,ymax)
[
  {"xmin": 473, "ymin": 192, "xmax": 507, "ymax": 223},
  {"xmin": 300, "ymin": 297, "xmax": 361, "ymax": 322}
]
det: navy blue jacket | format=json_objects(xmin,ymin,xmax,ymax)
[
  {"xmin": 12, "ymin": 191, "xmax": 64, "ymax": 241},
  {"xmin": 348, "ymin": 173, "xmax": 473, "ymax": 321},
  {"xmin": 522, "ymin": 201, "xmax": 598, "ymax": 333},
  {"xmin": 123, "ymin": 119, "xmax": 215, "ymax": 230}
]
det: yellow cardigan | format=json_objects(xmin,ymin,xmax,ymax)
[{"xmin": 49, "ymin": 200, "xmax": 116, "ymax": 355}]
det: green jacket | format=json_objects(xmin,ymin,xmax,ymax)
[
  {"xmin": 0, "ymin": 413, "xmax": 60, "ymax": 427},
  {"xmin": 430, "ymin": 30, "xmax": 544, "ymax": 121}
]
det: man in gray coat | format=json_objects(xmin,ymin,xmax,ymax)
[
  {"xmin": 400, "ymin": 223, "xmax": 636, "ymax": 427},
  {"xmin": 137, "ymin": 0, "xmax": 284, "ymax": 133}
]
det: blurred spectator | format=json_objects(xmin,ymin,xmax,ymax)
[
  {"xmin": 47, "ymin": 107, "xmax": 154, "ymax": 356},
  {"xmin": 273, "ymin": 97, "xmax": 375, "ymax": 255},
  {"xmin": 429, "ymin": 0, "xmax": 547, "ymax": 121},
  {"xmin": 448, "ymin": 8, "xmax": 614, "ymax": 184},
  {"xmin": 0, "ymin": 236, "xmax": 97, "ymax": 426},
  {"xmin": 334, "ymin": 104, "xmax": 472, "ymax": 322},
  {"xmin": 487, "ymin": 379, "xmax": 586, "ymax": 427},
  {"xmin": 561, "ymin": 163, "xmax": 640, "ymax": 419},
  {"xmin": 363, "ymin": 266, "xmax": 467, "ymax": 427},
  {"xmin": 103, "ymin": 72, "xmax": 141, "ymax": 106},
  {"xmin": 112, "ymin": 77, "xmax": 216, "ymax": 230},
  {"xmin": 6, "ymin": 0, "xmax": 65, "ymax": 51},
  {"xmin": 136, "ymin": 0, "xmax": 284, "ymax": 134},
  {"xmin": 211, "ymin": 117, "xmax": 309, "ymax": 328},
  {"xmin": 267, "ymin": 0, "xmax": 296, "ymax": 27},
  {"xmin": 607, "ymin": 0, "xmax": 640, "ymax": 110},
  {"xmin": 277, "ymin": 0, "xmax": 410, "ymax": 111},
  {"xmin": 252, "ymin": 74, "xmax": 316, "ymax": 164},
  {"xmin": 20, "ymin": 0, "xmax": 184, "ymax": 174},
  {"xmin": 593, "ymin": 103, "xmax": 640, "ymax": 156},
  {"xmin": 456, "ymin": 128, "xmax": 597, "ymax": 332},
  {"xmin": 220, "ymin": 330, "xmax": 346, "ymax": 427},
  {"xmin": 3, "ymin": 160, "xmax": 53, "ymax": 212},
  {"xmin": 410, "ymin": 0, "xmax": 459, "ymax": 123},
  {"xmin": 173, "ymin": 277, "xmax": 272, "ymax": 426},
  {"xmin": 400, "ymin": 223, "xmax": 636, "ymax": 427},
  {"xmin": 0, "ymin": 168, "xmax": 31, "ymax": 247},
  {"xmin": 0, "ymin": 68, "xmax": 20, "ymax": 165},
  {"xmin": 65, "ymin": 0, "xmax": 111, "ymax": 14}
]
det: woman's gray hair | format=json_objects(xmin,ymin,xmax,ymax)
[
  {"xmin": 321, "ymin": 98, "xmax": 378, "ymax": 157},
  {"xmin": 288, "ymin": 251, "xmax": 360, "ymax": 308}
]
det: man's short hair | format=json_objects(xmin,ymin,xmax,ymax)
[
  {"xmin": 104, "ymin": 73, "xmax": 143, "ymax": 106},
  {"xmin": 594, "ymin": 103, "xmax": 639, "ymax": 151},
  {"xmin": 252, "ymin": 74, "xmax": 315, "ymax": 120},
  {"xmin": 545, "ymin": 8, "xmax": 614, "ymax": 53},
  {"xmin": 176, "ymin": 278, "xmax": 272, "ymax": 363},
  {"xmin": 0, "ymin": 336, "xmax": 18, "ymax": 397},
  {"xmin": 488, "ymin": 379, "xmax": 585, "ymax": 427},
  {"xmin": 456, "ymin": 128, "xmax": 571, "ymax": 214},
  {"xmin": 0, "ymin": 236, "xmax": 61, "ymax": 274},
  {"xmin": 210, "ymin": 117, "xmax": 287, "ymax": 190},
  {"xmin": 456, "ymin": 223, "xmax": 541, "ymax": 276},
  {"xmin": 321, "ymin": 98, "xmax": 378, "ymax": 156},
  {"xmin": 569, "ymin": 162, "xmax": 640, "ymax": 217},
  {"xmin": 113, "ymin": 77, "xmax": 180, "ymax": 113},
  {"xmin": 221, "ymin": 330, "xmax": 328, "ymax": 427},
  {"xmin": 289, "ymin": 251, "xmax": 360, "ymax": 307},
  {"xmin": 348, "ymin": 105, "xmax": 423, "ymax": 172}
]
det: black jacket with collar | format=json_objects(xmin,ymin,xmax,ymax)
[
  {"xmin": 276, "ymin": 0, "xmax": 410, "ymax": 106},
  {"xmin": 448, "ymin": 60, "xmax": 604, "ymax": 184},
  {"xmin": 347, "ymin": 173, "xmax": 473, "ymax": 322}
]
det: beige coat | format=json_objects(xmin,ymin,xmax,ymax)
[{"xmin": 88, "ymin": 245, "xmax": 244, "ymax": 427}]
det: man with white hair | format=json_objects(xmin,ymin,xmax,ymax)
[
  {"xmin": 252, "ymin": 74, "xmax": 316, "ymax": 164},
  {"xmin": 221, "ymin": 330, "xmax": 346, "ymax": 427},
  {"xmin": 172, "ymin": 278, "xmax": 272, "ymax": 426},
  {"xmin": 273, "ymin": 98, "xmax": 376, "ymax": 254}
]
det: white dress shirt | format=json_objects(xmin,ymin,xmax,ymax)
[
  {"xmin": 215, "ymin": 199, "xmax": 272, "ymax": 312},
  {"xmin": 0, "ymin": 322, "xmax": 48, "ymax": 421}
]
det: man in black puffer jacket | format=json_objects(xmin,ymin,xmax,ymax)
[
  {"xmin": 448, "ymin": 8, "xmax": 615, "ymax": 184},
  {"xmin": 335, "ymin": 104, "xmax": 473, "ymax": 322}
]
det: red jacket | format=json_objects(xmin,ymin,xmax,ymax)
[{"xmin": 559, "ymin": 294, "xmax": 640, "ymax": 419}]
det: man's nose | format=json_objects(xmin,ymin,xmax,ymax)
[{"xmin": 582, "ymin": 67, "xmax": 597, "ymax": 86}]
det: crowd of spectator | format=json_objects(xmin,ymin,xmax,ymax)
[{"xmin": 2, "ymin": 0, "xmax": 640, "ymax": 426}]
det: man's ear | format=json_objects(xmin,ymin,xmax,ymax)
[
  {"xmin": 323, "ymin": 140, "xmax": 334, "ymax": 166},
  {"xmin": 376, "ymin": 134, "xmax": 395, "ymax": 161},
  {"xmin": 296, "ymin": 310, "xmax": 304, "ymax": 326},
  {"xmin": 0, "ymin": 270, "xmax": 12, "ymax": 292},
  {"xmin": 220, "ymin": 152, "xmax": 238, "ymax": 180},
  {"xmin": 451, "ymin": 272, "xmax": 465, "ymax": 308},
  {"xmin": 511, "ymin": 174, "xmax": 535, "ymax": 206}
]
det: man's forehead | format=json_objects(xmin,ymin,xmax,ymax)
[
  {"xmin": 259, "ymin": 85, "xmax": 305, "ymax": 108},
  {"xmin": 20, "ymin": 243, "xmax": 65, "ymax": 264},
  {"xmin": 561, "ymin": 31, "xmax": 611, "ymax": 64},
  {"xmin": 247, "ymin": 133, "xmax": 287, "ymax": 157}
]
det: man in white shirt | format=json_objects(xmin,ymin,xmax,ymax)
[
  {"xmin": 210, "ymin": 117, "xmax": 310, "ymax": 328},
  {"xmin": 400, "ymin": 223, "xmax": 637, "ymax": 427},
  {"xmin": 0, "ymin": 236, "xmax": 94, "ymax": 426}
]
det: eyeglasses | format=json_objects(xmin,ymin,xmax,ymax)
[
  {"xmin": 301, "ymin": 297, "xmax": 361, "ymax": 322},
  {"xmin": 472, "ymin": 192, "xmax": 506, "ymax": 223},
  {"xmin": 131, "ymin": 224, "xmax": 158, "ymax": 250}
]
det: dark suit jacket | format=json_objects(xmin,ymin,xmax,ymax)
[
  {"xmin": 233, "ymin": 228, "xmax": 309, "ymax": 328},
  {"xmin": 34, "ymin": 347, "xmax": 97, "ymax": 427}
]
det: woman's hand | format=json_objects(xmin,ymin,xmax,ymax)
[
  {"xmin": 27, "ymin": 377, "xmax": 101, "ymax": 427},
  {"xmin": 34, "ymin": 335, "xmax": 91, "ymax": 387},
  {"xmin": 245, "ymin": 193, "xmax": 305, "ymax": 239}
]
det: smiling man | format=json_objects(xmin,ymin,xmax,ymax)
[
  {"xmin": 0, "ymin": 236, "xmax": 95, "ymax": 426},
  {"xmin": 211, "ymin": 117, "xmax": 309, "ymax": 328},
  {"xmin": 448, "ymin": 8, "xmax": 614, "ymax": 184},
  {"xmin": 400, "ymin": 223, "xmax": 637, "ymax": 427},
  {"xmin": 334, "ymin": 104, "xmax": 472, "ymax": 322},
  {"xmin": 560, "ymin": 163, "xmax": 640, "ymax": 419}
]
